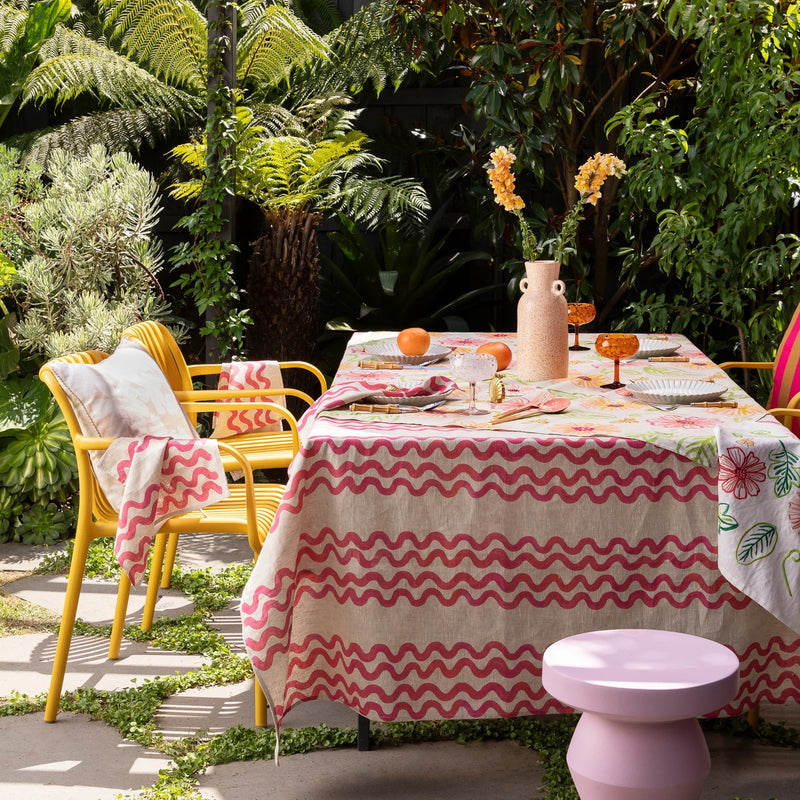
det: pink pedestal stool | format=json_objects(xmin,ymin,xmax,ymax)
[{"xmin": 542, "ymin": 629, "xmax": 739, "ymax": 800}]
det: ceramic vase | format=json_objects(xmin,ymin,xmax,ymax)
[{"xmin": 516, "ymin": 260, "xmax": 569, "ymax": 381}]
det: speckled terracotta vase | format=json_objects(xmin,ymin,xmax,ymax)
[{"xmin": 516, "ymin": 260, "xmax": 569, "ymax": 381}]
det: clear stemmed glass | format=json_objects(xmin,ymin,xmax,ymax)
[
  {"xmin": 451, "ymin": 352, "xmax": 498, "ymax": 415},
  {"xmin": 567, "ymin": 303, "xmax": 597, "ymax": 351},
  {"xmin": 594, "ymin": 333, "xmax": 640, "ymax": 389}
]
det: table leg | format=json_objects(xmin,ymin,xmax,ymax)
[{"xmin": 357, "ymin": 713, "xmax": 371, "ymax": 751}]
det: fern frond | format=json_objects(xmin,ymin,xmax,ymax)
[
  {"xmin": 0, "ymin": 5, "xmax": 26, "ymax": 58},
  {"xmin": 241, "ymin": 0, "xmax": 341, "ymax": 35},
  {"xmin": 291, "ymin": 0, "xmax": 411, "ymax": 99},
  {"xmin": 27, "ymin": 28, "xmax": 201, "ymax": 119},
  {"xmin": 98, "ymin": 0, "xmax": 206, "ymax": 91},
  {"xmin": 332, "ymin": 177, "xmax": 430, "ymax": 234},
  {"xmin": 10, "ymin": 107, "xmax": 181, "ymax": 165},
  {"xmin": 237, "ymin": 4, "xmax": 328, "ymax": 90},
  {"xmin": 248, "ymin": 101, "xmax": 307, "ymax": 137}
]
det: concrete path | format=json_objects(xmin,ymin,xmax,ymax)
[{"xmin": 1, "ymin": 537, "xmax": 799, "ymax": 800}]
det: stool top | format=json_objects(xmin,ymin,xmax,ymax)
[{"xmin": 542, "ymin": 629, "xmax": 739, "ymax": 721}]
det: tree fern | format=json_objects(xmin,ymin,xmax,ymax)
[{"xmin": 98, "ymin": 0, "xmax": 207, "ymax": 91}]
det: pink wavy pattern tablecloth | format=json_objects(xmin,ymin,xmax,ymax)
[{"xmin": 241, "ymin": 332, "xmax": 800, "ymax": 729}]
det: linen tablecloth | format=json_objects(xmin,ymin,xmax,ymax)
[{"xmin": 242, "ymin": 332, "xmax": 800, "ymax": 731}]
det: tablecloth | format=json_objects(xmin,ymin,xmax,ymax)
[{"xmin": 241, "ymin": 331, "xmax": 800, "ymax": 732}]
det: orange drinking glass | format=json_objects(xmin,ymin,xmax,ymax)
[
  {"xmin": 594, "ymin": 333, "xmax": 640, "ymax": 389},
  {"xmin": 567, "ymin": 303, "xmax": 597, "ymax": 351}
]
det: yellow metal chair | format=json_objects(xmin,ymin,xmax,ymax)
[
  {"xmin": 40, "ymin": 350, "xmax": 283, "ymax": 725},
  {"xmin": 122, "ymin": 320, "xmax": 326, "ymax": 472}
]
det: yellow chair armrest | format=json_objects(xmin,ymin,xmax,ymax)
[
  {"xmin": 73, "ymin": 434, "xmax": 116, "ymax": 452},
  {"xmin": 187, "ymin": 361, "xmax": 327, "ymax": 394},
  {"xmin": 175, "ymin": 387, "xmax": 315, "ymax": 406},
  {"xmin": 718, "ymin": 361, "xmax": 774, "ymax": 371}
]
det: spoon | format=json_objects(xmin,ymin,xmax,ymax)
[{"xmin": 490, "ymin": 397, "xmax": 570, "ymax": 424}]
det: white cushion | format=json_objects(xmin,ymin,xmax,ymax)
[{"xmin": 49, "ymin": 338, "xmax": 196, "ymax": 440}]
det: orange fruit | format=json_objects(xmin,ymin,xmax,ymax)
[
  {"xmin": 477, "ymin": 341, "xmax": 512, "ymax": 371},
  {"xmin": 397, "ymin": 327, "xmax": 431, "ymax": 356}
]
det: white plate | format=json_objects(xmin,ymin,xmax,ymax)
[
  {"xmin": 366, "ymin": 387, "xmax": 455, "ymax": 406},
  {"xmin": 363, "ymin": 340, "xmax": 452, "ymax": 365},
  {"xmin": 627, "ymin": 379, "xmax": 726, "ymax": 405},
  {"xmin": 632, "ymin": 338, "xmax": 680, "ymax": 359}
]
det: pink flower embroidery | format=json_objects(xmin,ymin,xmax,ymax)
[
  {"xmin": 718, "ymin": 446, "xmax": 766, "ymax": 499},
  {"xmin": 789, "ymin": 492, "xmax": 800, "ymax": 534}
]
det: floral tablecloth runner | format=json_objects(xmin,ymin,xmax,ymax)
[
  {"xmin": 717, "ymin": 424, "xmax": 800, "ymax": 631},
  {"xmin": 312, "ymin": 331, "xmax": 787, "ymax": 471}
]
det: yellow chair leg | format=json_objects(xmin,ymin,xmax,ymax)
[
  {"xmin": 108, "ymin": 572, "xmax": 132, "ymax": 660},
  {"xmin": 160, "ymin": 532, "xmax": 180, "ymax": 588},
  {"xmin": 255, "ymin": 679, "xmax": 268, "ymax": 728},
  {"xmin": 141, "ymin": 534, "xmax": 167, "ymax": 632},
  {"xmin": 45, "ymin": 532, "xmax": 93, "ymax": 722},
  {"xmin": 747, "ymin": 702, "xmax": 760, "ymax": 728}
]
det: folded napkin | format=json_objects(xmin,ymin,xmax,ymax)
[
  {"xmin": 298, "ymin": 376, "xmax": 457, "ymax": 434},
  {"xmin": 212, "ymin": 360, "xmax": 286, "ymax": 438},
  {"xmin": 99, "ymin": 436, "xmax": 229, "ymax": 587},
  {"xmin": 715, "ymin": 423, "xmax": 800, "ymax": 633}
]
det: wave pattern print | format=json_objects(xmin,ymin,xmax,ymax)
[
  {"xmin": 213, "ymin": 361, "xmax": 285, "ymax": 437},
  {"xmin": 113, "ymin": 437, "xmax": 228, "ymax": 587},
  {"xmin": 241, "ymin": 413, "xmax": 800, "ymax": 730}
]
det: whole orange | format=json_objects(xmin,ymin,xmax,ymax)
[
  {"xmin": 476, "ymin": 341, "xmax": 512, "ymax": 371},
  {"xmin": 397, "ymin": 327, "xmax": 430, "ymax": 356}
]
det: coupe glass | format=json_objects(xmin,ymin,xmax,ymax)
[
  {"xmin": 451, "ymin": 352, "xmax": 498, "ymax": 414},
  {"xmin": 594, "ymin": 333, "xmax": 640, "ymax": 389},
  {"xmin": 567, "ymin": 303, "xmax": 597, "ymax": 351}
]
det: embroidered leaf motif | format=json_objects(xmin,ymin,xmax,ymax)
[
  {"xmin": 718, "ymin": 502, "xmax": 738, "ymax": 532},
  {"xmin": 782, "ymin": 550, "xmax": 800, "ymax": 598},
  {"xmin": 767, "ymin": 442, "xmax": 800, "ymax": 498},
  {"xmin": 677, "ymin": 436, "xmax": 717, "ymax": 469},
  {"xmin": 736, "ymin": 523, "xmax": 778, "ymax": 565}
]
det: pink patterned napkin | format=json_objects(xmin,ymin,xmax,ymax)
[
  {"xmin": 100, "ymin": 436, "xmax": 229, "ymax": 587},
  {"xmin": 212, "ymin": 361, "xmax": 286, "ymax": 438},
  {"xmin": 298, "ymin": 375, "xmax": 457, "ymax": 434}
]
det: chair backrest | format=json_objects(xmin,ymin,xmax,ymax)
[
  {"xmin": 39, "ymin": 351, "xmax": 118, "ymax": 526},
  {"xmin": 122, "ymin": 320, "xmax": 194, "ymax": 393},
  {"xmin": 768, "ymin": 302, "xmax": 800, "ymax": 434}
]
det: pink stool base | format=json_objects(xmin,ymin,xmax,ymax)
[
  {"xmin": 568, "ymin": 713, "xmax": 709, "ymax": 800},
  {"xmin": 542, "ymin": 629, "xmax": 739, "ymax": 800}
]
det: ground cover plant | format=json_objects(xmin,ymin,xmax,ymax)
[{"xmin": 0, "ymin": 538, "xmax": 796, "ymax": 799}]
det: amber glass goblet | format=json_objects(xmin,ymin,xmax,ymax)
[
  {"xmin": 567, "ymin": 303, "xmax": 597, "ymax": 351},
  {"xmin": 594, "ymin": 333, "xmax": 640, "ymax": 389}
]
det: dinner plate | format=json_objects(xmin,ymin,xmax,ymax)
[
  {"xmin": 631, "ymin": 337, "xmax": 681, "ymax": 359},
  {"xmin": 363, "ymin": 340, "xmax": 452, "ymax": 365},
  {"xmin": 366, "ymin": 386, "xmax": 456, "ymax": 406},
  {"xmin": 627, "ymin": 379, "xmax": 726, "ymax": 405}
]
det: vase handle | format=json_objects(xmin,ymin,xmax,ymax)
[
  {"xmin": 520, "ymin": 278, "xmax": 529, "ymax": 293},
  {"xmin": 552, "ymin": 280, "xmax": 565, "ymax": 296}
]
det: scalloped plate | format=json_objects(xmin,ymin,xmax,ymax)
[
  {"xmin": 627, "ymin": 379, "xmax": 726, "ymax": 405},
  {"xmin": 365, "ymin": 387, "xmax": 456, "ymax": 406},
  {"xmin": 363, "ymin": 340, "xmax": 452, "ymax": 365},
  {"xmin": 631, "ymin": 338, "xmax": 681, "ymax": 359}
]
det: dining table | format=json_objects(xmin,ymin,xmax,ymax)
[{"xmin": 241, "ymin": 330, "xmax": 800, "ymax": 741}]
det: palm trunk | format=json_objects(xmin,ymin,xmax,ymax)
[{"xmin": 247, "ymin": 208, "xmax": 322, "ymax": 394}]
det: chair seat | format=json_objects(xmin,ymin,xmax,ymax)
[{"xmin": 217, "ymin": 431, "xmax": 299, "ymax": 472}]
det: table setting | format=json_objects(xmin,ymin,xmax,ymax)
[{"xmin": 241, "ymin": 329, "xmax": 800, "ymax": 740}]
